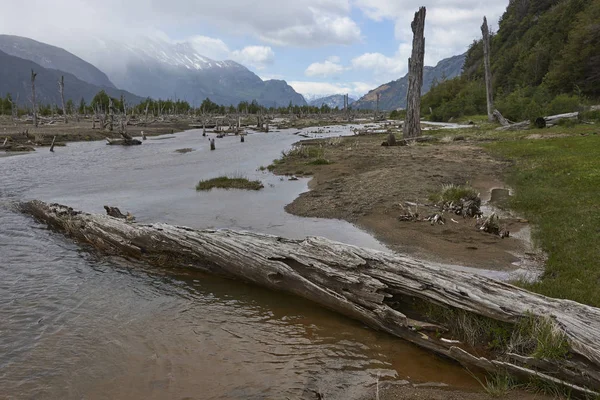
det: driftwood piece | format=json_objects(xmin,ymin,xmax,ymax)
[
  {"xmin": 493, "ymin": 110, "xmax": 511, "ymax": 127},
  {"xmin": 105, "ymin": 138, "xmax": 142, "ymax": 146},
  {"xmin": 49, "ymin": 136, "xmax": 56, "ymax": 152},
  {"xmin": 403, "ymin": 7, "xmax": 426, "ymax": 139},
  {"xmin": 18, "ymin": 201, "xmax": 600, "ymax": 396}
]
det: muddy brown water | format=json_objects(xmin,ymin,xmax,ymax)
[{"xmin": 0, "ymin": 127, "xmax": 479, "ymax": 399}]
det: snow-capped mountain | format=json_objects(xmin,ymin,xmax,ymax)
[
  {"xmin": 308, "ymin": 94, "xmax": 356, "ymax": 109},
  {"xmin": 80, "ymin": 37, "xmax": 306, "ymax": 107}
]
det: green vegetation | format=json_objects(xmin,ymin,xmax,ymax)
[
  {"xmin": 429, "ymin": 183, "xmax": 479, "ymax": 204},
  {"xmin": 487, "ymin": 135, "xmax": 600, "ymax": 307},
  {"xmin": 196, "ymin": 176, "xmax": 264, "ymax": 191},
  {"xmin": 419, "ymin": 300, "xmax": 571, "ymax": 362},
  {"xmin": 469, "ymin": 372, "xmax": 515, "ymax": 397},
  {"xmin": 307, "ymin": 158, "xmax": 333, "ymax": 166},
  {"xmin": 422, "ymin": 0, "xmax": 600, "ymax": 122},
  {"xmin": 389, "ymin": 109, "xmax": 407, "ymax": 120}
]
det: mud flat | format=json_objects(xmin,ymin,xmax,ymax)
[{"xmin": 269, "ymin": 133, "xmax": 543, "ymax": 280}]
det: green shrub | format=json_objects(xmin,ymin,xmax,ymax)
[
  {"xmin": 196, "ymin": 176, "xmax": 263, "ymax": 191},
  {"xmin": 547, "ymin": 94, "xmax": 581, "ymax": 115}
]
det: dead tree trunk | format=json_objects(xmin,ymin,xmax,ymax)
[
  {"xmin": 108, "ymin": 98, "xmax": 114, "ymax": 132},
  {"xmin": 18, "ymin": 201, "xmax": 600, "ymax": 398},
  {"xmin": 30, "ymin": 70, "xmax": 38, "ymax": 128},
  {"xmin": 375, "ymin": 93, "xmax": 380, "ymax": 121},
  {"xmin": 403, "ymin": 7, "xmax": 426, "ymax": 139},
  {"xmin": 144, "ymin": 102, "xmax": 150, "ymax": 123},
  {"xmin": 58, "ymin": 76, "xmax": 68, "ymax": 124},
  {"xmin": 481, "ymin": 17, "xmax": 494, "ymax": 122},
  {"xmin": 49, "ymin": 136, "xmax": 56, "ymax": 152}
]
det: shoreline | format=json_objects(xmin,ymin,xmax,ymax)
[{"xmin": 269, "ymin": 132, "xmax": 540, "ymax": 277}]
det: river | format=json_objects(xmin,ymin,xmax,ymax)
[{"xmin": 0, "ymin": 126, "xmax": 478, "ymax": 399}]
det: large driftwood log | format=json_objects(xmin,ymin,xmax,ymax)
[
  {"xmin": 403, "ymin": 7, "xmax": 426, "ymax": 139},
  {"xmin": 19, "ymin": 201, "xmax": 600, "ymax": 396}
]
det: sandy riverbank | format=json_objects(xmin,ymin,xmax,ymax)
[{"xmin": 269, "ymin": 132, "xmax": 540, "ymax": 276}]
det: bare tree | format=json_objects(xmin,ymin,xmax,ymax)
[
  {"xmin": 30, "ymin": 70, "xmax": 38, "ymax": 128},
  {"xmin": 481, "ymin": 17, "xmax": 494, "ymax": 122},
  {"xmin": 403, "ymin": 7, "xmax": 426, "ymax": 139}
]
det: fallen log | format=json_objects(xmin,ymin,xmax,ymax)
[
  {"xmin": 496, "ymin": 112, "xmax": 580, "ymax": 131},
  {"xmin": 105, "ymin": 138, "xmax": 142, "ymax": 146},
  {"xmin": 18, "ymin": 201, "xmax": 600, "ymax": 396}
]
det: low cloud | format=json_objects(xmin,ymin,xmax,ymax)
[
  {"xmin": 231, "ymin": 46, "xmax": 275, "ymax": 69},
  {"xmin": 184, "ymin": 35, "xmax": 231, "ymax": 60},
  {"xmin": 305, "ymin": 59, "xmax": 345, "ymax": 78},
  {"xmin": 289, "ymin": 81, "xmax": 375, "ymax": 99}
]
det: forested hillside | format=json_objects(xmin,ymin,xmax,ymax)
[{"xmin": 422, "ymin": 0, "xmax": 600, "ymax": 122}]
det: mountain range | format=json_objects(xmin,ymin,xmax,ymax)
[
  {"xmin": 308, "ymin": 94, "xmax": 356, "ymax": 109},
  {"xmin": 353, "ymin": 53, "xmax": 466, "ymax": 110},
  {"xmin": 74, "ymin": 37, "xmax": 307, "ymax": 107},
  {"xmin": 0, "ymin": 35, "xmax": 116, "ymax": 89},
  {"xmin": 0, "ymin": 35, "xmax": 306, "ymax": 108},
  {"xmin": 0, "ymin": 49, "xmax": 142, "ymax": 106}
]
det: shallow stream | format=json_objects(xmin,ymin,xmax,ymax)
[{"xmin": 0, "ymin": 126, "xmax": 479, "ymax": 399}]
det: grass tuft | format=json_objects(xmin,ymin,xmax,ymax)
[
  {"xmin": 430, "ymin": 183, "xmax": 479, "ymax": 204},
  {"xmin": 469, "ymin": 371, "xmax": 516, "ymax": 397},
  {"xmin": 307, "ymin": 158, "xmax": 333, "ymax": 166},
  {"xmin": 196, "ymin": 176, "xmax": 264, "ymax": 191}
]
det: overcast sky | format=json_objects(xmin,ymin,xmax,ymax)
[{"xmin": 1, "ymin": 0, "xmax": 508, "ymax": 98}]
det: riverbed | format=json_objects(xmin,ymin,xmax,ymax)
[{"xmin": 0, "ymin": 127, "xmax": 479, "ymax": 399}]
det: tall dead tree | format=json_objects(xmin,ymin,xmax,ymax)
[
  {"xmin": 481, "ymin": 17, "xmax": 494, "ymax": 122},
  {"xmin": 58, "ymin": 76, "xmax": 68, "ymax": 124},
  {"xmin": 30, "ymin": 70, "xmax": 38, "ymax": 128},
  {"xmin": 108, "ymin": 98, "xmax": 114, "ymax": 132},
  {"xmin": 375, "ymin": 93, "xmax": 381, "ymax": 121},
  {"xmin": 403, "ymin": 7, "xmax": 426, "ymax": 139}
]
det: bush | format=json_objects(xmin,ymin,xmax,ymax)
[{"xmin": 547, "ymin": 94, "xmax": 581, "ymax": 115}]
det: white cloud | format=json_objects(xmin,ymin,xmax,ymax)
[
  {"xmin": 0, "ymin": 0, "xmax": 360, "ymax": 50},
  {"xmin": 305, "ymin": 60, "xmax": 345, "ymax": 77},
  {"xmin": 184, "ymin": 35, "xmax": 230, "ymax": 60},
  {"xmin": 231, "ymin": 46, "xmax": 275, "ymax": 70},
  {"xmin": 354, "ymin": 0, "xmax": 508, "ymax": 65},
  {"xmin": 289, "ymin": 81, "xmax": 375, "ymax": 99}
]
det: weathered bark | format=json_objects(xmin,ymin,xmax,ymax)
[
  {"xmin": 210, "ymin": 138, "xmax": 216, "ymax": 150},
  {"xmin": 481, "ymin": 17, "xmax": 494, "ymax": 122},
  {"xmin": 403, "ymin": 7, "xmax": 426, "ymax": 139},
  {"xmin": 493, "ymin": 109, "xmax": 511, "ymax": 126},
  {"xmin": 58, "ymin": 76, "xmax": 68, "ymax": 124},
  {"xmin": 49, "ymin": 136, "xmax": 56, "ymax": 152},
  {"xmin": 18, "ymin": 201, "xmax": 600, "ymax": 396},
  {"xmin": 30, "ymin": 70, "xmax": 38, "ymax": 128}
]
